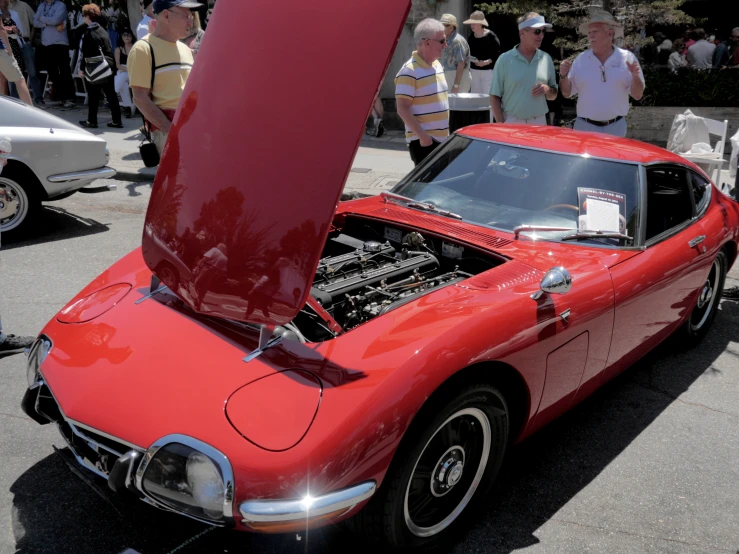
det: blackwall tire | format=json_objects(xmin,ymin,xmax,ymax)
[
  {"xmin": 681, "ymin": 250, "xmax": 727, "ymax": 346},
  {"xmin": 0, "ymin": 166, "xmax": 42, "ymax": 241},
  {"xmin": 352, "ymin": 384, "xmax": 509, "ymax": 551}
]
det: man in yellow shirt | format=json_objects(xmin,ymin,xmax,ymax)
[{"xmin": 128, "ymin": 0, "xmax": 202, "ymax": 155}]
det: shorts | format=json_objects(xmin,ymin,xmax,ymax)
[{"xmin": 0, "ymin": 50, "xmax": 23, "ymax": 82}]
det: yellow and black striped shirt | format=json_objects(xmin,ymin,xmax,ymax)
[{"xmin": 394, "ymin": 52, "xmax": 449, "ymax": 143}]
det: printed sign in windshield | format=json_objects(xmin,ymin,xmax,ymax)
[{"xmin": 577, "ymin": 188, "xmax": 627, "ymax": 234}]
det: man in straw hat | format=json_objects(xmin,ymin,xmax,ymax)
[
  {"xmin": 489, "ymin": 12, "xmax": 557, "ymax": 125},
  {"xmin": 439, "ymin": 13, "xmax": 471, "ymax": 93},
  {"xmin": 560, "ymin": 9, "xmax": 645, "ymax": 137},
  {"xmin": 464, "ymin": 10, "xmax": 500, "ymax": 94},
  {"xmin": 395, "ymin": 18, "xmax": 449, "ymax": 166}
]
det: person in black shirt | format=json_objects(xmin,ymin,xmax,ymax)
[
  {"xmin": 464, "ymin": 10, "xmax": 500, "ymax": 94},
  {"xmin": 77, "ymin": 3, "xmax": 122, "ymax": 128}
]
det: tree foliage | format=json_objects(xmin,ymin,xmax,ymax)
[{"xmin": 476, "ymin": 0, "xmax": 694, "ymax": 55}]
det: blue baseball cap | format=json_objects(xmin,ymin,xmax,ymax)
[{"xmin": 153, "ymin": 0, "xmax": 203, "ymax": 14}]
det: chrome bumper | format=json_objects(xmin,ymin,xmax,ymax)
[
  {"xmin": 47, "ymin": 167, "xmax": 117, "ymax": 183},
  {"xmin": 239, "ymin": 481, "xmax": 376, "ymax": 523}
]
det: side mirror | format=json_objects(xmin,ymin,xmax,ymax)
[{"xmin": 531, "ymin": 267, "xmax": 572, "ymax": 300}]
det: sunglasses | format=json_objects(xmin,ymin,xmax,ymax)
[
  {"xmin": 425, "ymin": 37, "xmax": 447, "ymax": 45},
  {"xmin": 526, "ymin": 28, "xmax": 545, "ymax": 36},
  {"xmin": 600, "ymin": 65, "xmax": 607, "ymax": 82}
]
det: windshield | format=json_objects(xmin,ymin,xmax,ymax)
[{"xmin": 393, "ymin": 136, "xmax": 641, "ymax": 246}]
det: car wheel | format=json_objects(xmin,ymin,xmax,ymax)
[
  {"xmin": 0, "ymin": 165, "xmax": 42, "ymax": 240},
  {"xmin": 353, "ymin": 384, "xmax": 508, "ymax": 550},
  {"xmin": 156, "ymin": 261, "xmax": 180, "ymax": 289},
  {"xmin": 682, "ymin": 250, "xmax": 727, "ymax": 345}
]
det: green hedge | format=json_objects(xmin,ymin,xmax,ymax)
[{"xmin": 634, "ymin": 66, "xmax": 739, "ymax": 107}]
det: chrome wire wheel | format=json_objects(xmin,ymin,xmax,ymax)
[
  {"xmin": 0, "ymin": 176, "xmax": 29, "ymax": 232},
  {"xmin": 403, "ymin": 407, "xmax": 491, "ymax": 538},
  {"xmin": 690, "ymin": 256, "xmax": 721, "ymax": 332}
]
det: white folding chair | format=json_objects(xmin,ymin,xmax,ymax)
[{"xmin": 679, "ymin": 117, "xmax": 728, "ymax": 184}]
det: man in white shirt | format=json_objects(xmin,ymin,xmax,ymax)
[
  {"xmin": 137, "ymin": 0, "xmax": 154, "ymax": 39},
  {"xmin": 686, "ymin": 28, "xmax": 715, "ymax": 69},
  {"xmin": 559, "ymin": 10, "xmax": 645, "ymax": 137}
]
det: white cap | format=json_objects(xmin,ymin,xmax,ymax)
[{"xmin": 518, "ymin": 15, "xmax": 552, "ymax": 31}]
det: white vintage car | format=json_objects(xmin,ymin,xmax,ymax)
[{"xmin": 0, "ymin": 96, "xmax": 116, "ymax": 239}]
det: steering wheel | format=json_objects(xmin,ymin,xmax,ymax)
[{"xmin": 544, "ymin": 204, "xmax": 579, "ymax": 214}]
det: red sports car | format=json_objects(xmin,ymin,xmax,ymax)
[{"xmin": 20, "ymin": 0, "xmax": 739, "ymax": 550}]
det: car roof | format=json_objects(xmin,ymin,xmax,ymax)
[{"xmin": 458, "ymin": 124, "xmax": 701, "ymax": 167}]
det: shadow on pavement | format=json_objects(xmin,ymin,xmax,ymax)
[
  {"xmin": 125, "ymin": 182, "xmax": 153, "ymax": 197},
  {"xmin": 9, "ymin": 302, "xmax": 738, "ymax": 553},
  {"xmin": 1, "ymin": 206, "xmax": 108, "ymax": 250},
  {"xmin": 359, "ymin": 137, "xmax": 409, "ymax": 153}
]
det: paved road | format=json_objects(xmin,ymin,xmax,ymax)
[{"xmin": 1, "ymin": 177, "xmax": 738, "ymax": 554}]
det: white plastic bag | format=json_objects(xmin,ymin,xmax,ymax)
[
  {"xmin": 666, "ymin": 109, "xmax": 710, "ymax": 154},
  {"xmin": 730, "ymin": 129, "xmax": 739, "ymax": 179}
]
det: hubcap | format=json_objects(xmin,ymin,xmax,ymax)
[
  {"xmin": 431, "ymin": 447, "xmax": 465, "ymax": 497},
  {"xmin": 0, "ymin": 178, "xmax": 28, "ymax": 232},
  {"xmin": 691, "ymin": 258, "xmax": 721, "ymax": 331},
  {"xmin": 404, "ymin": 407, "xmax": 491, "ymax": 538}
]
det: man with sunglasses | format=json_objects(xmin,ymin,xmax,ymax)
[
  {"xmin": 128, "ymin": 0, "xmax": 201, "ymax": 156},
  {"xmin": 395, "ymin": 18, "xmax": 450, "ymax": 166},
  {"xmin": 489, "ymin": 12, "xmax": 557, "ymax": 125},
  {"xmin": 560, "ymin": 10, "xmax": 645, "ymax": 137}
]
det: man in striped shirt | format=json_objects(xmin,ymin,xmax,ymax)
[{"xmin": 395, "ymin": 18, "xmax": 450, "ymax": 166}]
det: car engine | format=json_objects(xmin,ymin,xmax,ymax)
[{"xmin": 288, "ymin": 220, "xmax": 503, "ymax": 341}]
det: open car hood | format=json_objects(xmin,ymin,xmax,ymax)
[{"xmin": 141, "ymin": 0, "xmax": 410, "ymax": 326}]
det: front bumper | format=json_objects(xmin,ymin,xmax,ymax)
[{"xmin": 47, "ymin": 166, "xmax": 117, "ymax": 183}]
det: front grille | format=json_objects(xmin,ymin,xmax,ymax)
[{"xmin": 34, "ymin": 382, "xmax": 141, "ymax": 480}]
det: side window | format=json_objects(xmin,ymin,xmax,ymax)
[
  {"xmin": 645, "ymin": 166, "xmax": 693, "ymax": 241},
  {"xmin": 689, "ymin": 171, "xmax": 711, "ymax": 215}
]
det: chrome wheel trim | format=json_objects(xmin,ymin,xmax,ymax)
[
  {"xmin": 691, "ymin": 257, "xmax": 721, "ymax": 331},
  {"xmin": 0, "ymin": 177, "xmax": 28, "ymax": 232},
  {"xmin": 403, "ymin": 407, "xmax": 491, "ymax": 538}
]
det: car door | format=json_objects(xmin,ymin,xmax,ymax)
[{"xmin": 604, "ymin": 164, "xmax": 714, "ymax": 380}]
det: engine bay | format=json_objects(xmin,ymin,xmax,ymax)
[{"xmin": 288, "ymin": 216, "xmax": 506, "ymax": 341}]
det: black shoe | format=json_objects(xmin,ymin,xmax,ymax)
[
  {"xmin": 107, "ymin": 122, "xmax": 124, "ymax": 128},
  {"xmin": 33, "ymin": 98, "xmax": 47, "ymax": 109},
  {"xmin": 722, "ymin": 286, "xmax": 739, "ymax": 299},
  {"xmin": 0, "ymin": 334, "xmax": 35, "ymax": 356},
  {"xmin": 79, "ymin": 120, "xmax": 98, "ymax": 128},
  {"xmin": 376, "ymin": 119, "xmax": 385, "ymax": 138},
  {"xmin": 61, "ymin": 100, "xmax": 77, "ymax": 110},
  {"xmin": 122, "ymin": 106, "xmax": 132, "ymax": 118}
]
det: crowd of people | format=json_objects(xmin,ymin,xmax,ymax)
[
  {"xmin": 395, "ymin": 9, "xmax": 646, "ymax": 166},
  {"xmin": 0, "ymin": 0, "xmax": 205, "ymax": 122},
  {"xmin": 644, "ymin": 27, "xmax": 739, "ymax": 72}
]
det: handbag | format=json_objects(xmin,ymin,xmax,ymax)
[
  {"xmin": 83, "ymin": 36, "xmax": 113, "ymax": 83},
  {"xmin": 138, "ymin": 40, "xmax": 160, "ymax": 167}
]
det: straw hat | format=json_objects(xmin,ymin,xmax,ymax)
[
  {"xmin": 463, "ymin": 11, "xmax": 489, "ymax": 27},
  {"xmin": 579, "ymin": 10, "xmax": 624, "ymax": 38},
  {"xmin": 440, "ymin": 14, "xmax": 458, "ymax": 28}
]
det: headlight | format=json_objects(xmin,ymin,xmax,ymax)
[
  {"xmin": 137, "ymin": 437, "xmax": 233, "ymax": 523},
  {"xmin": 26, "ymin": 336, "xmax": 52, "ymax": 388}
]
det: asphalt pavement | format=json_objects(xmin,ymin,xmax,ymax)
[{"xmin": 0, "ymin": 123, "xmax": 738, "ymax": 553}]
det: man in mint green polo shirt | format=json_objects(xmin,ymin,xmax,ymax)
[{"xmin": 490, "ymin": 12, "xmax": 557, "ymax": 124}]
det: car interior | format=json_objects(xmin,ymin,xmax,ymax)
[{"xmin": 645, "ymin": 166, "xmax": 694, "ymax": 241}]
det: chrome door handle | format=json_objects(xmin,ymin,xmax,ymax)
[{"xmin": 688, "ymin": 235, "xmax": 706, "ymax": 248}]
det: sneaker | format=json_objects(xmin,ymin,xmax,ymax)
[
  {"xmin": 33, "ymin": 98, "xmax": 47, "ymax": 109},
  {"xmin": 61, "ymin": 100, "xmax": 76, "ymax": 110},
  {"xmin": 723, "ymin": 286, "xmax": 739, "ymax": 300},
  {"xmin": 107, "ymin": 122, "xmax": 124, "ymax": 128},
  {"xmin": 79, "ymin": 120, "xmax": 98, "ymax": 129},
  {"xmin": 0, "ymin": 334, "xmax": 35, "ymax": 356},
  {"xmin": 376, "ymin": 118, "xmax": 385, "ymax": 138},
  {"xmin": 122, "ymin": 106, "xmax": 132, "ymax": 118}
]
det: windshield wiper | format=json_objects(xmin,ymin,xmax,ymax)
[
  {"xmin": 513, "ymin": 225, "xmax": 577, "ymax": 239},
  {"xmin": 561, "ymin": 230, "xmax": 633, "ymax": 242},
  {"xmin": 406, "ymin": 202, "xmax": 463, "ymax": 220}
]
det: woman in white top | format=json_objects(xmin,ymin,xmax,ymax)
[
  {"xmin": 114, "ymin": 28, "xmax": 135, "ymax": 117},
  {"xmin": 668, "ymin": 38, "xmax": 687, "ymax": 73}
]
